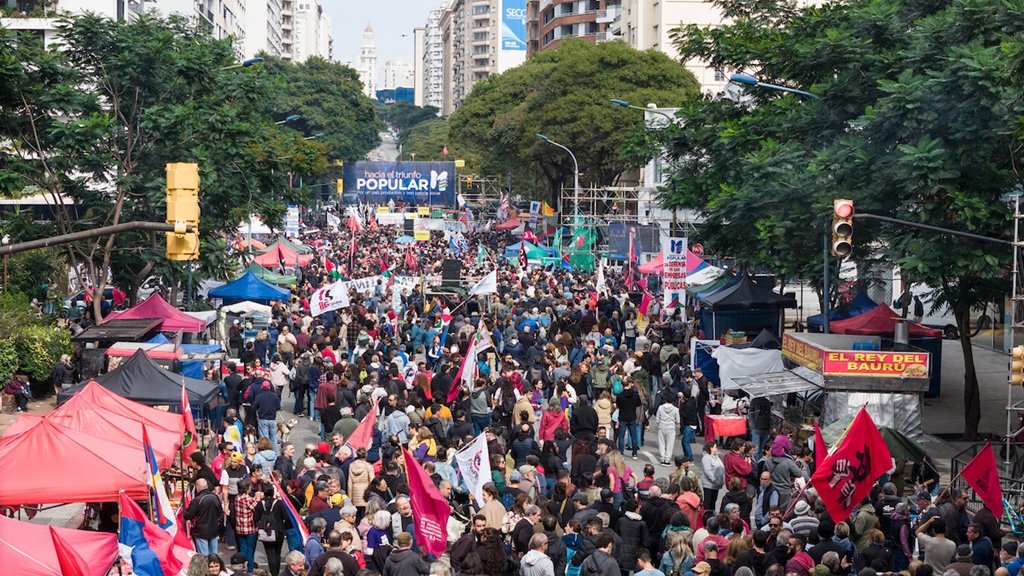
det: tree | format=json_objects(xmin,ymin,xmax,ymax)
[
  {"xmin": 399, "ymin": 118, "xmax": 482, "ymax": 169},
  {"xmin": 665, "ymin": 0, "xmax": 1024, "ymax": 438},
  {"xmin": 0, "ymin": 15, "xmax": 328, "ymax": 312},
  {"xmin": 376, "ymin": 101, "xmax": 440, "ymax": 145},
  {"xmin": 449, "ymin": 39, "xmax": 700, "ymax": 203}
]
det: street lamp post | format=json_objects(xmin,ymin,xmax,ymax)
[
  {"xmin": 218, "ymin": 57, "xmax": 265, "ymax": 71},
  {"xmin": 275, "ymin": 114, "xmax": 301, "ymax": 125},
  {"xmin": 610, "ymin": 98, "xmax": 681, "ymax": 234},
  {"xmin": 729, "ymin": 73, "xmax": 827, "ymax": 332},
  {"xmin": 536, "ymin": 133, "xmax": 582, "ymax": 265}
]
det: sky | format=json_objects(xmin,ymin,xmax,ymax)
[{"xmin": 325, "ymin": 0, "xmax": 443, "ymax": 72}]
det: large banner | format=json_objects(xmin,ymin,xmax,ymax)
[
  {"xmin": 662, "ymin": 236, "xmax": 687, "ymax": 311},
  {"xmin": 501, "ymin": 0, "xmax": 527, "ymax": 51},
  {"xmin": 608, "ymin": 223, "xmax": 659, "ymax": 260},
  {"xmin": 342, "ymin": 161, "xmax": 456, "ymax": 206}
]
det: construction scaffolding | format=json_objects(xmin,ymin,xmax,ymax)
[{"xmin": 456, "ymin": 174, "xmax": 505, "ymax": 206}]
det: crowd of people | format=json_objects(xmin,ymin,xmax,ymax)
[{"xmin": 162, "ymin": 208, "xmax": 1019, "ymax": 576}]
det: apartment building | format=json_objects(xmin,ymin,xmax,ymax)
[
  {"xmin": 529, "ymin": 0, "xmax": 620, "ymax": 53},
  {"xmin": 413, "ymin": 6, "xmax": 445, "ymax": 109},
  {"xmin": 284, "ymin": 0, "xmax": 331, "ymax": 62}
]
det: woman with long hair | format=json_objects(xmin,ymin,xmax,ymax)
[
  {"xmin": 478, "ymin": 528, "xmax": 515, "ymax": 576},
  {"xmin": 605, "ymin": 450, "xmax": 638, "ymax": 510},
  {"xmin": 700, "ymin": 442, "xmax": 725, "ymax": 508},
  {"xmin": 659, "ymin": 530, "xmax": 696, "ymax": 576}
]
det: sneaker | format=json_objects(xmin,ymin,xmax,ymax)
[{"xmin": 632, "ymin": 454, "xmax": 638, "ymax": 460}]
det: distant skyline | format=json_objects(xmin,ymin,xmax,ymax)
[{"xmin": 326, "ymin": 0, "xmax": 443, "ymax": 76}]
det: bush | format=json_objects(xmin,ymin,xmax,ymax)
[
  {"xmin": 14, "ymin": 325, "xmax": 71, "ymax": 386},
  {"xmin": 0, "ymin": 338, "xmax": 19, "ymax": 385}
]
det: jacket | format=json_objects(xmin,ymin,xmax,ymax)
[
  {"xmin": 615, "ymin": 387, "xmax": 642, "ymax": 423},
  {"xmin": 655, "ymin": 402, "xmax": 680, "ymax": 430},
  {"xmin": 580, "ymin": 549, "xmax": 619, "ymax": 576},
  {"xmin": 700, "ymin": 454, "xmax": 725, "ymax": 489},
  {"xmin": 347, "ymin": 459, "xmax": 374, "ymax": 507},
  {"xmin": 539, "ymin": 409, "xmax": 568, "ymax": 441},
  {"xmin": 521, "ymin": 549, "xmax": 555, "ymax": 576},
  {"xmin": 382, "ymin": 547, "xmax": 431, "ymax": 576},
  {"xmin": 766, "ymin": 455, "xmax": 804, "ymax": 501},
  {"xmin": 253, "ymin": 449, "xmax": 278, "ymax": 477},
  {"xmin": 570, "ymin": 403, "xmax": 599, "ymax": 437},
  {"xmin": 594, "ymin": 397, "xmax": 614, "ymax": 427},
  {"xmin": 184, "ymin": 489, "xmax": 223, "ymax": 539},
  {"xmin": 615, "ymin": 511, "xmax": 649, "ymax": 571}
]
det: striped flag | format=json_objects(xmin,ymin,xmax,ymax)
[
  {"xmin": 448, "ymin": 331, "xmax": 480, "ymax": 402},
  {"xmin": 142, "ymin": 425, "xmax": 177, "ymax": 536},
  {"xmin": 274, "ymin": 481, "xmax": 310, "ymax": 545},
  {"xmin": 180, "ymin": 378, "xmax": 196, "ymax": 463}
]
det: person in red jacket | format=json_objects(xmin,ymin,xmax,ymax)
[
  {"xmin": 539, "ymin": 397, "xmax": 568, "ymax": 443},
  {"xmin": 722, "ymin": 438, "xmax": 754, "ymax": 489}
]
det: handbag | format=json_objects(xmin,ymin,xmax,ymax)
[{"xmin": 257, "ymin": 500, "xmax": 277, "ymax": 542}]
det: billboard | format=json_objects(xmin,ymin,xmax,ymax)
[
  {"xmin": 501, "ymin": 0, "xmax": 527, "ymax": 51},
  {"xmin": 607, "ymin": 223, "xmax": 659, "ymax": 260},
  {"xmin": 662, "ymin": 236, "xmax": 687, "ymax": 311},
  {"xmin": 342, "ymin": 161, "xmax": 456, "ymax": 206}
]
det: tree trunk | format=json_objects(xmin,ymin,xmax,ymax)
[{"xmin": 957, "ymin": 307, "xmax": 981, "ymax": 440}]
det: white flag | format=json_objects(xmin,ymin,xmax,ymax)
[
  {"xmin": 326, "ymin": 211, "xmax": 341, "ymax": 229},
  {"xmin": 595, "ymin": 260, "xmax": 608, "ymax": 294},
  {"xmin": 454, "ymin": 433, "xmax": 491, "ymax": 508},
  {"xmin": 468, "ymin": 270, "xmax": 498, "ymax": 296},
  {"xmin": 309, "ymin": 280, "xmax": 350, "ymax": 316}
]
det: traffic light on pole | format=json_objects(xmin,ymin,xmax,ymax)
[
  {"xmin": 831, "ymin": 199, "xmax": 854, "ymax": 257},
  {"xmin": 165, "ymin": 162, "xmax": 200, "ymax": 261},
  {"xmin": 1011, "ymin": 345, "xmax": 1024, "ymax": 385}
]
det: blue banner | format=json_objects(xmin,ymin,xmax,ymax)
[
  {"xmin": 342, "ymin": 161, "xmax": 456, "ymax": 206},
  {"xmin": 501, "ymin": 0, "xmax": 527, "ymax": 51}
]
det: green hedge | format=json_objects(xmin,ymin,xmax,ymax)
[
  {"xmin": 0, "ymin": 339, "xmax": 18, "ymax": 385},
  {"xmin": 14, "ymin": 326, "xmax": 71, "ymax": 385}
]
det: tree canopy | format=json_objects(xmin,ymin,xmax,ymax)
[
  {"xmin": 665, "ymin": 0, "xmax": 1024, "ymax": 438},
  {"xmin": 449, "ymin": 39, "xmax": 700, "ymax": 202}
]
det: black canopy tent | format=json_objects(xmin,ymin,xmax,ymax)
[
  {"xmin": 57, "ymin": 348, "xmax": 218, "ymax": 407},
  {"xmin": 697, "ymin": 275, "xmax": 797, "ymax": 337}
]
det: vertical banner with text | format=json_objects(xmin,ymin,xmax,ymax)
[{"xmin": 662, "ymin": 236, "xmax": 687, "ymax": 314}]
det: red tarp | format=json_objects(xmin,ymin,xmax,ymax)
[
  {"xmin": 1, "ymin": 393, "xmax": 181, "ymax": 468},
  {"xmin": 66, "ymin": 381, "xmax": 185, "ymax": 436},
  {"xmin": 0, "ymin": 419, "xmax": 149, "ymax": 505},
  {"xmin": 254, "ymin": 243, "xmax": 313, "ymax": 268},
  {"xmin": 638, "ymin": 253, "xmax": 664, "ymax": 274},
  {"xmin": 104, "ymin": 292, "xmax": 205, "ymax": 333},
  {"xmin": 494, "ymin": 218, "xmax": 522, "ymax": 231},
  {"xmin": 829, "ymin": 303, "xmax": 943, "ymax": 338},
  {"xmin": 0, "ymin": 515, "xmax": 119, "ymax": 576}
]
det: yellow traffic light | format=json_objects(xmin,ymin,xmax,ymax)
[
  {"xmin": 832, "ymin": 199, "xmax": 854, "ymax": 257},
  {"xmin": 1011, "ymin": 346, "xmax": 1024, "ymax": 385},
  {"xmin": 165, "ymin": 162, "xmax": 200, "ymax": 261}
]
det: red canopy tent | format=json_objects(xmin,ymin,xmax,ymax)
[
  {"xmin": 0, "ymin": 515, "xmax": 119, "ymax": 576},
  {"xmin": 0, "ymin": 419, "xmax": 149, "ymax": 505},
  {"xmin": 494, "ymin": 218, "xmax": 522, "ymax": 231},
  {"xmin": 104, "ymin": 292, "xmax": 205, "ymax": 333},
  {"xmin": 253, "ymin": 243, "xmax": 313, "ymax": 268},
  {"xmin": 829, "ymin": 303, "xmax": 943, "ymax": 337},
  {"xmin": 1, "ymin": 397, "xmax": 180, "ymax": 468},
  {"xmin": 68, "ymin": 380, "xmax": 185, "ymax": 436},
  {"xmin": 638, "ymin": 253, "xmax": 664, "ymax": 274}
]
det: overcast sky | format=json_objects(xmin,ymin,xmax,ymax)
[{"xmin": 326, "ymin": 0, "xmax": 443, "ymax": 71}]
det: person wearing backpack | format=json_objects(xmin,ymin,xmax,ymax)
[{"xmin": 254, "ymin": 485, "xmax": 287, "ymax": 575}]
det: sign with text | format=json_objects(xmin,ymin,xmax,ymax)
[
  {"xmin": 501, "ymin": 0, "xmax": 527, "ymax": 51},
  {"xmin": 342, "ymin": 161, "xmax": 456, "ymax": 206},
  {"xmin": 782, "ymin": 333, "xmax": 825, "ymax": 371},
  {"xmin": 662, "ymin": 236, "xmax": 687, "ymax": 312},
  {"xmin": 822, "ymin": 350, "xmax": 930, "ymax": 378}
]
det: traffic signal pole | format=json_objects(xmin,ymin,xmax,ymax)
[{"xmin": 0, "ymin": 221, "xmax": 196, "ymax": 257}]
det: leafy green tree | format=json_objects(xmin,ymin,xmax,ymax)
[
  {"xmin": 376, "ymin": 101, "xmax": 440, "ymax": 145},
  {"xmin": 261, "ymin": 56, "xmax": 382, "ymax": 161},
  {"xmin": 450, "ymin": 39, "xmax": 700, "ymax": 203},
  {"xmin": 665, "ymin": 0, "xmax": 1024, "ymax": 438},
  {"xmin": 0, "ymin": 15, "xmax": 328, "ymax": 312},
  {"xmin": 400, "ymin": 118, "xmax": 482, "ymax": 170}
]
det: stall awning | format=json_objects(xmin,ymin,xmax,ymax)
[{"xmin": 727, "ymin": 370, "xmax": 822, "ymax": 396}]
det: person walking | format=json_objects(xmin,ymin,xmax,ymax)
[
  {"xmin": 700, "ymin": 442, "xmax": 725, "ymax": 509},
  {"xmin": 654, "ymin": 394, "xmax": 680, "ymax": 465}
]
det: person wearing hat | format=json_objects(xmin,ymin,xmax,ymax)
[
  {"xmin": 945, "ymin": 543, "xmax": 977, "ymax": 576},
  {"xmin": 790, "ymin": 500, "xmax": 820, "ymax": 536},
  {"xmin": 570, "ymin": 491, "xmax": 598, "ymax": 524}
]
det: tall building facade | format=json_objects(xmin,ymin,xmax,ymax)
[
  {"xmin": 354, "ymin": 25, "xmax": 377, "ymax": 98},
  {"xmin": 415, "ymin": 6, "xmax": 445, "ymax": 110},
  {"xmin": 529, "ymin": 0, "xmax": 620, "ymax": 53},
  {"xmin": 240, "ymin": 0, "xmax": 284, "ymax": 59},
  {"xmin": 382, "ymin": 60, "xmax": 413, "ymax": 90},
  {"xmin": 285, "ymin": 0, "xmax": 332, "ymax": 62},
  {"xmin": 438, "ymin": 0, "xmax": 527, "ymax": 116}
]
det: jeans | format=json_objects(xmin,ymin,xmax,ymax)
[
  {"xmin": 681, "ymin": 425, "xmax": 695, "ymax": 460},
  {"xmin": 292, "ymin": 384, "xmax": 307, "ymax": 414},
  {"xmin": 752, "ymin": 428, "xmax": 770, "ymax": 461},
  {"xmin": 657, "ymin": 428, "xmax": 676, "ymax": 463},
  {"xmin": 617, "ymin": 421, "xmax": 641, "ymax": 455},
  {"xmin": 194, "ymin": 536, "xmax": 218, "ymax": 555},
  {"xmin": 237, "ymin": 532, "xmax": 258, "ymax": 573},
  {"xmin": 258, "ymin": 418, "xmax": 278, "ymax": 452},
  {"xmin": 285, "ymin": 527, "xmax": 302, "ymax": 553},
  {"xmin": 12, "ymin": 390, "xmax": 29, "ymax": 411},
  {"xmin": 471, "ymin": 414, "xmax": 490, "ymax": 436}
]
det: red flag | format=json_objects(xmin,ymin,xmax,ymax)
[
  {"xmin": 443, "ymin": 145, "xmax": 449, "ymax": 156},
  {"xmin": 49, "ymin": 526, "xmax": 89, "ymax": 576},
  {"xmin": 960, "ymin": 443, "xmax": 1004, "ymax": 518},
  {"xmin": 324, "ymin": 255, "xmax": 335, "ymax": 275},
  {"xmin": 810, "ymin": 407, "xmax": 892, "ymax": 523},
  {"xmin": 638, "ymin": 292, "xmax": 653, "ymax": 317},
  {"xmin": 181, "ymin": 378, "xmax": 197, "ymax": 462},
  {"xmin": 638, "ymin": 276, "xmax": 648, "ymax": 291},
  {"xmin": 347, "ymin": 213, "xmax": 363, "ymax": 232},
  {"xmin": 345, "ymin": 407, "xmax": 377, "ymax": 452},
  {"xmin": 401, "ymin": 447, "xmax": 450, "ymax": 556},
  {"xmin": 814, "ymin": 421, "xmax": 826, "ymax": 470},
  {"xmin": 405, "ymin": 248, "xmax": 418, "ymax": 272},
  {"xmin": 172, "ymin": 505, "xmax": 194, "ymax": 553}
]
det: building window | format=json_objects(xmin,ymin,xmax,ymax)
[
  {"xmin": 472, "ymin": 4, "xmax": 489, "ymax": 14},
  {"xmin": 543, "ymin": 30, "xmax": 555, "ymax": 45},
  {"xmin": 560, "ymin": 24, "xmax": 573, "ymax": 37},
  {"xmin": 714, "ymin": 68, "xmax": 725, "ymax": 82},
  {"xmin": 473, "ymin": 31, "xmax": 488, "ymax": 41},
  {"xmin": 542, "ymin": 8, "xmax": 554, "ymax": 24},
  {"xmin": 586, "ymin": 22, "xmax": 598, "ymax": 35},
  {"xmin": 588, "ymin": 0, "xmax": 600, "ymax": 10}
]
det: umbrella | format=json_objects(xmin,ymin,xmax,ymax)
[
  {"xmin": 396, "ymin": 235, "xmax": 415, "ymax": 245},
  {"xmin": 821, "ymin": 417, "xmax": 926, "ymax": 461}
]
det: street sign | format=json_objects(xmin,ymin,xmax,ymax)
[{"xmin": 692, "ymin": 243, "xmax": 704, "ymax": 256}]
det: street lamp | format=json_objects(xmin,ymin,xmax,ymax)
[
  {"xmin": 276, "ymin": 114, "xmax": 301, "ymax": 125},
  {"xmin": 219, "ymin": 57, "xmax": 264, "ymax": 71},
  {"xmin": 730, "ymin": 72, "xmax": 828, "ymax": 332},
  {"xmin": 728, "ymin": 73, "xmax": 819, "ymax": 100},
  {"xmin": 609, "ymin": 99, "xmax": 676, "ymax": 125},
  {"xmin": 1, "ymin": 234, "xmax": 8, "ymax": 294},
  {"xmin": 535, "ymin": 134, "xmax": 580, "ymax": 215}
]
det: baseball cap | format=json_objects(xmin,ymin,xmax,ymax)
[
  {"xmin": 510, "ymin": 471, "xmax": 522, "ymax": 482},
  {"xmin": 915, "ymin": 490, "xmax": 932, "ymax": 501},
  {"xmin": 230, "ymin": 452, "xmax": 244, "ymax": 463},
  {"xmin": 571, "ymin": 492, "xmax": 588, "ymax": 504},
  {"xmin": 693, "ymin": 562, "xmax": 712, "ymax": 575},
  {"xmin": 330, "ymin": 493, "xmax": 344, "ymax": 506}
]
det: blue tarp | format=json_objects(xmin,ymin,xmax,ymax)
[
  {"xmin": 147, "ymin": 334, "xmax": 224, "ymax": 379},
  {"xmin": 807, "ymin": 292, "xmax": 878, "ymax": 329},
  {"xmin": 208, "ymin": 270, "xmax": 290, "ymax": 305}
]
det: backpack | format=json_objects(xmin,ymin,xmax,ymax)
[
  {"xmin": 611, "ymin": 375, "xmax": 623, "ymax": 396},
  {"xmin": 565, "ymin": 547, "xmax": 581, "ymax": 576},
  {"xmin": 257, "ymin": 499, "xmax": 278, "ymax": 542},
  {"xmin": 668, "ymin": 554, "xmax": 685, "ymax": 576}
]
